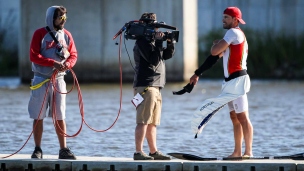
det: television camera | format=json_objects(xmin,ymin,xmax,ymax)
[{"xmin": 113, "ymin": 19, "xmax": 179, "ymax": 43}]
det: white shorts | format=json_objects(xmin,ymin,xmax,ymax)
[
  {"xmin": 28, "ymin": 76, "xmax": 66, "ymax": 120},
  {"xmin": 228, "ymin": 94, "xmax": 248, "ymax": 113}
]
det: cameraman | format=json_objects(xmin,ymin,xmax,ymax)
[{"xmin": 133, "ymin": 12, "xmax": 175, "ymax": 160}]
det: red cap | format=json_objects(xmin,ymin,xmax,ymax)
[{"xmin": 223, "ymin": 7, "xmax": 245, "ymax": 24}]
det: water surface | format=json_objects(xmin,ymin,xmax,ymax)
[{"xmin": 0, "ymin": 79, "xmax": 303, "ymax": 158}]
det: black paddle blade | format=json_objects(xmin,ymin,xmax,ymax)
[
  {"xmin": 167, "ymin": 153, "xmax": 217, "ymax": 161},
  {"xmin": 289, "ymin": 152, "xmax": 304, "ymax": 157},
  {"xmin": 168, "ymin": 152, "xmax": 304, "ymax": 161},
  {"xmin": 288, "ymin": 152, "xmax": 304, "ymax": 160},
  {"xmin": 172, "ymin": 83, "xmax": 194, "ymax": 95},
  {"xmin": 172, "ymin": 89, "xmax": 186, "ymax": 95}
]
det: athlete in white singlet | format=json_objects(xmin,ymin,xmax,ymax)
[{"xmin": 189, "ymin": 6, "xmax": 253, "ymax": 157}]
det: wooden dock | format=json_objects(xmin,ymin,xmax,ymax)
[{"xmin": 1, "ymin": 154, "xmax": 304, "ymax": 171}]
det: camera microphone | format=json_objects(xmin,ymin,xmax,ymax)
[{"xmin": 154, "ymin": 23, "xmax": 177, "ymax": 30}]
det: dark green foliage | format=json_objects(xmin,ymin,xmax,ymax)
[
  {"xmin": 198, "ymin": 29, "xmax": 304, "ymax": 79},
  {"xmin": 0, "ymin": 10, "xmax": 18, "ymax": 76},
  {"xmin": 198, "ymin": 28, "xmax": 224, "ymax": 78},
  {"xmin": 0, "ymin": 47, "xmax": 18, "ymax": 76}
]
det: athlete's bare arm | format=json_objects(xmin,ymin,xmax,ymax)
[{"xmin": 210, "ymin": 39, "xmax": 229, "ymax": 56}]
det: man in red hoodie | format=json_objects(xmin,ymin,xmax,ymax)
[{"xmin": 28, "ymin": 5, "xmax": 77, "ymax": 159}]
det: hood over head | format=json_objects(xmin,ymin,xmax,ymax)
[
  {"xmin": 46, "ymin": 6, "xmax": 68, "ymax": 30},
  {"xmin": 45, "ymin": 6, "xmax": 60, "ymax": 30}
]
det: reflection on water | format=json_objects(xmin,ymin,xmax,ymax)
[{"xmin": 0, "ymin": 79, "xmax": 304, "ymax": 158}]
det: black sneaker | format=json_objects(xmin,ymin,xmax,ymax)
[
  {"xmin": 58, "ymin": 147, "xmax": 76, "ymax": 159},
  {"xmin": 31, "ymin": 146, "xmax": 43, "ymax": 159},
  {"xmin": 149, "ymin": 151, "xmax": 171, "ymax": 160},
  {"xmin": 133, "ymin": 152, "xmax": 154, "ymax": 160}
]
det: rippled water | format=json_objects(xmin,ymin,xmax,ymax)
[{"xmin": 0, "ymin": 78, "xmax": 304, "ymax": 158}]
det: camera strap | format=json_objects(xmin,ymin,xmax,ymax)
[{"xmin": 45, "ymin": 26, "xmax": 60, "ymax": 44}]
